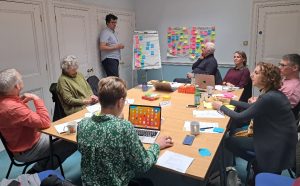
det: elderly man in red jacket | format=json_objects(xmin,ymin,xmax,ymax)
[{"xmin": 0, "ymin": 68, "xmax": 77, "ymax": 173}]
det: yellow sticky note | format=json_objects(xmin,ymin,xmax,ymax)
[{"xmin": 203, "ymin": 101, "xmax": 213, "ymax": 109}]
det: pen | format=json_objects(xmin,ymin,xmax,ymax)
[{"xmin": 200, "ymin": 127, "xmax": 214, "ymax": 130}]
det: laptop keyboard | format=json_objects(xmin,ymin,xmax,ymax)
[{"xmin": 136, "ymin": 129, "xmax": 158, "ymax": 137}]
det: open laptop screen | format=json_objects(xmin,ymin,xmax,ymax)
[{"xmin": 128, "ymin": 105, "xmax": 161, "ymax": 130}]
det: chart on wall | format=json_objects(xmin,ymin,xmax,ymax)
[
  {"xmin": 133, "ymin": 31, "xmax": 161, "ymax": 70},
  {"xmin": 167, "ymin": 26, "xmax": 216, "ymax": 60}
]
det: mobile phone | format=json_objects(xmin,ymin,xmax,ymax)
[
  {"xmin": 186, "ymin": 104, "xmax": 198, "ymax": 108},
  {"xmin": 183, "ymin": 135, "xmax": 195, "ymax": 145}
]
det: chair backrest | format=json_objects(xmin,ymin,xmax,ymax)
[
  {"xmin": 49, "ymin": 83, "xmax": 66, "ymax": 122},
  {"xmin": 292, "ymin": 102, "xmax": 300, "ymax": 121},
  {"xmin": 239, "ymin": 80, "xmax": 252, "ymax": 103},
  {"xmin": 87, "ymin": 75, "xmax": 100, "ymax": 96},
  {"xmin": 215, "ymin": 69, "xmax": 223, "ymax": 85},
  {"xmin": 0, "ymin": 132, "xmax": 15, "ymax": 161}
]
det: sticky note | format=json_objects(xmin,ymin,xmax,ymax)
[
  {"xmin": 151, "ymin": 51, "xmax": 154, "ymax": 55},
  {"xmin": 151, "ymin": 44, "xmax": 154, "ymax": 48},
  {"xmin": 139, "ymin": 36, "xmax": 143, "ymax": 40},
  {"xmin": 213, "ymin": 128, "xmax": 225, "ymax": 133},
  {"xmin": 199, "ymin": 148, "xmax": 211, "ymax": 157}
]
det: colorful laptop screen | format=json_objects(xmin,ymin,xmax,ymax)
[{"xmin": 128, "ymin": 105, "xmax": 161, "ymax": 130}]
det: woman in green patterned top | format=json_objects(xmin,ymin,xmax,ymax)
[
  {"xmin": 77, "ymin": 76, "xmax": 174, "ymax": 186},
  {"xmin": 57, "ymin": 55, "xmax": 98, "ymax": 115}
]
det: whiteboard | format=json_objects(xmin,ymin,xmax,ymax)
[{"xmin": 133, "ymin": 31, "xmax": 162, "ymax": 70}]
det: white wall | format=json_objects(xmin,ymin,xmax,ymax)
[
  {"xmin": 82, "ymin": 0, "xmax": 135, "ymax": 11},
  {"xmin": 134, "ymin": 0, "xmax": 252, "ymax": 65}
]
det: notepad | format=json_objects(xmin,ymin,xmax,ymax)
[
  {"xmin": 193, "ymin": 110, "xmax": 225, "ymax": 118},
  {"xmin": 156, "ymin": 150, "xmax": 194, "ymax": 173}
]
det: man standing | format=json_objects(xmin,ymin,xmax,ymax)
[
  {"xmin": 0, "ymin": 69, "xmax": 77, "ymax": 173},
  {"xmin": 99, "ymin": 13, "xmax": 124, "ymax": 77}
]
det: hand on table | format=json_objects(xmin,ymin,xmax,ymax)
[
  {"xmin": 156, "ymin": 136, "xmax": 174, "ymax": 149},
  {"xmin": 212, "ymin": 101, "xmax": 223, "ymax": 110},
  {"xmin": 186, "ymin": 72, "xmax": 194, "ymax": 79}
]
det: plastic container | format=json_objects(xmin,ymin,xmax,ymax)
[{"xmin": 194, "ymin": 88, "xmax": 201, "ymax": 105}]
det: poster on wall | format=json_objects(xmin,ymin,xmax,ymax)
[
  {"xmin": 167, "ymin": 26, "xmax": 216, "ymax": 60},
  {"xmin": 133, "ymin": 31, "xmax": 161, "ymax": 70}
]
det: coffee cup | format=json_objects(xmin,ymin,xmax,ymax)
[
  {"xmin": 190, "ymin": 121, "xmax": 200, "ymax": 135},
  {"xmin": 63, "ymin": 121, "xmax": 77, "ymax": 134}
]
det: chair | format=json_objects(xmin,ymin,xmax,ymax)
[
  {"xmin": 0, "ymin": 132, "xmax": 64, "ymax": 178},
  {"xmin": 49, "ymin": 83, "xmax": 66, "ymax": 122},
  {"xmin": 87, "ymin": 75, "xmax": 100, "ymax": 96},
  {"xmin": 292, "ymin": 102, "xmax": 300, "ymax": 121},
  {"xmin": 239, "ymin": 80, "xmax": 252, "ymax": 103},
  {"xmin": 247, "ymin": 139, "xmax": 300, "ymax": 184},
  {"xmin": 256, "ymin": 173, "xmax": 295, "ymax": 186}
]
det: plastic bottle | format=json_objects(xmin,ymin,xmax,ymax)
[{"xmin": 194, "ymin": 87, "xmax": 201, "ymax": 105}]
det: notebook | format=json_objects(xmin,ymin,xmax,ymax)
[
  {"xmin": 194, "ymin": 74, "xmax": 215, "ymax": 89},
  {"xmin": 128, "ymin": 104, "xmax": 161, "ymax": 144},
  {"xmin": 153, "ymin": 82, "xmax": 176, "ymax": 92}
]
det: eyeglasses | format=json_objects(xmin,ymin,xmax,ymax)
[{"xmin": 278, "ymin": 63, "xmax": 290, "ymax": 67}]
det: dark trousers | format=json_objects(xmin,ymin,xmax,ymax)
[{"xmin": 102, "ymin": 58, "xmax": 119, "ymax": 77}]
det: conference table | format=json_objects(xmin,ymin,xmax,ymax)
[{"xmin": 41, "ymin": 86, "xmax": 243, "ymax": 185}]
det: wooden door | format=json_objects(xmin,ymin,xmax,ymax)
[
  {"xmin": 54, "ymin": 6, "xmax": 92, "ymax": 78},
  {"xmin": 253, "ymin": 2, "xmax": 300, "ymax": 95},
  {"xmin": 0, "ymin": 1, "xmax": 51, "ymax": 110},
  {"xmin": 97, "ymin": 10, "xmax": 135, "ymax": 88}
]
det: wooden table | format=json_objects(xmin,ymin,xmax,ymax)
[{"xmin": 42, "ymin": 86, "xmax": 243, "ymax": 183}]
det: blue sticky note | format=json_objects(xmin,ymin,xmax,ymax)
[
  {"xmin": 151, "ymin": 44, "xmax": 154, "ymax": 48},
  {"xmin": 141, "ymin": 59, "xmax": 145, "ymax": 63},
  {"xmin": 151, "ymin": 51, "xmax": 154, "ymax": 55},
  {"xmin": 147, "ymin": 42, "xmax": 150, "ymax": 46},
  {"xmin": 199, "ymin": 148, "xmax": 211, "ymax": 157},
  {"xmin": 146, "ymin": 47, "xmax": 149, "ymax": 50},
  {"xmin": 213, "ymin": 127, "xmax": 225, "ymax": 133},
  {"xmin": 139, "ymin": 36, "xmax": 143, "ymax": 40},
  {"xmin": 142, "ymin": 55, "xmax": 146, "ymax": 59}
]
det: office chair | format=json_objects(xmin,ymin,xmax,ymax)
[
  {"xmin": 0, "ymin": 132, "xmax": 64, "ymax": 178},
  {"xmin": 87, "ymin": 75, "xmax": 100, "ymax": 96},
  {"xmin": 49, "ymin": 83, "xmax": 66, "ymax": 122},
  {"xmin": 255, "ymin": 173, "xmax": 295, "ymax": 186}
]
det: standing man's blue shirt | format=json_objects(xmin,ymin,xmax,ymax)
[{"xmin": 100, "ymin": 27, "xmax": 121, "ymax": 61}]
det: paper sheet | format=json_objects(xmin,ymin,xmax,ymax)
[
  {"xmin": 86, "ymin": 103, "xmax": 101, "ymax": 113},
  {"xmin": 156, "ymin": 151, "xmax": 194, "ymax": 173},
  {"xmin": 193, "ymin": 110, "xmax": 225, "ymax": 118},
  {"xmin": 184, "ymin": 121, "xmax": 219, "ymax": 133},
  {"xmin": 54, "ymin": 118, "xmax": 82, "ymax": 134}
]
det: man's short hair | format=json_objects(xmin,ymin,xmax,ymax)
[
  {"xmin": 98, "ymin": 76, "xmax": 127, "ymax": 108},
  {"xmin": 282, "ymin": 54, "xmax": 300, "ymax": 71},
  {"xmin": 105, "ymin": 14, "xmax": 118, "ymax": 25},
  {"xmin": 205, "ymin": 42, "xmax": 216, "ymax": 55},
  {"xmin": 0, "ymin": 69, "xmax": 19, "ymax": 96}
]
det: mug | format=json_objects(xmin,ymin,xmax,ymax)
[
  {"xmin": 206, "ymin": 86, "xmax": 214, "ymax": 96},
  {"xmin": 190, "ymin": 121, "xmax": 200, "ymax": 135},
  {"xmin": 63, "ymin": 121, "xmax": 77, "ymax": 134}
]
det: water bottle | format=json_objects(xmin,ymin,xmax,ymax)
[{"xmin": 194, "ymin": 87, "xmax": 201, "ymax": 106}]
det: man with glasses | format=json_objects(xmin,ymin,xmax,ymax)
[
  {"xmin": 99, "ymin": 14, "xmax": 124, "ymax": 77},
  {"xmin": 278, "ymin": 54, "xmax": 300, "ymax": 109}
]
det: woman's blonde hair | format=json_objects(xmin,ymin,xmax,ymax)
[{"xmin": 98, "ymin": 77, "xmax": 127, "ymax": 108}]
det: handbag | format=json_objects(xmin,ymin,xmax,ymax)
[{"xmin": 233, "ymin": 120, "xmax": 253, "ymax": 137}]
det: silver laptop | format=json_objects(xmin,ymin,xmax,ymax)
[
  {"xmin": 128, "ymin": 104, "xmax": 161, "ymax": 144},
  {"xmin": 194, "ymin": 74, "xmax": 215, "ymax": 89}
]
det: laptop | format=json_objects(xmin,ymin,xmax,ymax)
[
  {"xmin": 194, "ymin": 74, "xmax": 215, "ymax": 89},
  {"xmin": 128, "ymin": 104, "xmax": 161, "ymax": 144},
  {"xmin": 153, "ymin": 81, "xmax": 176, "ymax": 92}
]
